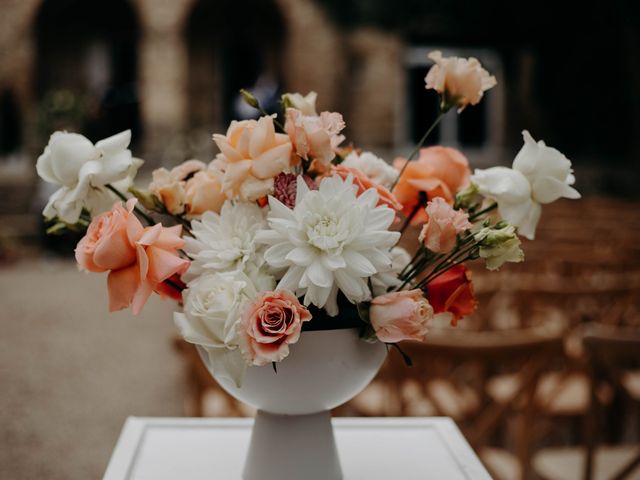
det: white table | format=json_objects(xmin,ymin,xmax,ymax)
[{"xmin": 104, "ymin": 417, "xmax": 491, "ymax": 480}]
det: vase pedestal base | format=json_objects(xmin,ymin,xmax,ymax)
[{"xmin": 243, "ymin": 409, "xmax": 342, "ymax": 480}]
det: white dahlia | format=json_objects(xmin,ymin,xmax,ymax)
[
  {"xmin": 255, "ymin": 175, "xmax": 400, "ymax": 316},
  {"xmin": 183, "ymin": 201, "xmax": 268, "ymax": 282}
]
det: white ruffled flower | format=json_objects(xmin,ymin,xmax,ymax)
[
  {"xmin": 256, "ymin": 175, "xmax": 400, "ymax": 316},
  {"xmin": 174, "ymin": 269, "xmax": 275, "ymax": 387},
  {"xmin": 371, "ymin": 246, "xmax": 411, "ymax": 296},
  {"xmin": 474, "ymin": 224, "xmax": 524, "ymax": 270},
  {"xmin": 471, "ymin": 130, "xmax": 581, "ymax": 240},
  {"xmin": 282, "ymin": 91, "xmax": 318, "ymax": 116},
  {"xmin": 342, "ymin": 151, "xmax": 399, "ymax": 190},
  {"xmin": 36, "ymin": 130, "xmax": 142, "ymax": 224},
  {"xmin": 183, "ymin": 201, "xmax": 268, "ymax": 282}
]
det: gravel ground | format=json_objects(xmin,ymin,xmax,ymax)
[{"xmin": 0, "ymin": 257, "xmax": 188, "ymax": 480}]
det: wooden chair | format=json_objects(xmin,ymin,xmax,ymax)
[{"xmin": 532, "ymin": 325, "xmax": 640, "ymax": 480}]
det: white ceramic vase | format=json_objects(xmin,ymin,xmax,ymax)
[{"xmin": 197, "ymin": 328, "xmax": 387, "ymax": 480}]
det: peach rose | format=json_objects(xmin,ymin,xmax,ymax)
[
  {"xmin": 393, "ymin": 146, "xmax": 471, "ymax": 225},
  {"xmin": 285, "ymin": 108, "xmax": 345, "ymax": 166},
  {"xmin": 184, "ymin": 168, "xmax": 226, "ymax": 218},
  {"xmin": 149, "ymin": 160, "xmax": 206, "ymax": 214},
  {"xmin": 239, "ymin": 290, "xmax": 312, "ymax": 365},
  {"xmin": 425, "ymin": 265, "xmax": 477, "ymax": 326},
  {"xmin": 75, "ymin": 199, "xmax": 139, "ymax": 272},
  {"xmin": 419, "ymin": 197, "xmax": 472, "ymax": 253},
  {"xmin": 332, "ymin": 165, "xmax": 402, "ymax": 211},
  {"xmin": 213, "ymin": 116, "xmax": 293, "ymax": 201},
  {"xmin": 76, "ymin": 199, "xmax": 190, "ymax": 315},
  {"xmin": 370, "ymin": 289, "xmax": 433, "ymax": 343},
  {"xmin": 425, "ymin": 51, "xmax": 496, "ymax": 112}
]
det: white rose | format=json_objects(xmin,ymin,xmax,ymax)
[
  {"xmin": 36, "ymin": 130, "xmax": 142, "ymax": 224},
  {"xmin": 282, "ymin": 91, "xmax": 318, "ymax": 116},
  {"xmin": 174, "ymin": 269, "xmax": 274, "ymax": 387},
  {"xmin": 342, "ymin": 151, "xmax": 399, "ymax": 190},
  {"xmin": 471, "ymin": 130, "xmax": 580, "ymax": 239}
]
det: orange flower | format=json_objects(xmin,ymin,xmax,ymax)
[
  {"xmin": 425, "ymin": 265, "xmax": 476, "ymax": 326},
  {"xmin": 332, "ymin": 165, "xmax": 402, "ymax": 211},
  {"xmin": 393, "ymin": 146, "xmax": 470, "ymax": 225}
]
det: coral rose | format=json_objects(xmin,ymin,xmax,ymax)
[
  {"xmin": 238, "ymin": 290, "xmax": 312, "ymax": 365},
  {"xmin": 332, "ymin": 165, "xmax": 402, "ymax": 211},
  {"xmin": 76, "ymin": 199, "xmax": 190, "ymax": 314},
  {"xmin": 370, "ymin": 289, "xmax": 433, "ymax": 343},
  {"xmin": 213, "ymin": 116, "xmax": 293, "ymax": 201},
  {"xmin": 285, "ymin": 108, "xmax": 345, "ymax": 166},
  {"xmin": 419, "ymin": 197, "xmax": 472, "ymax": 254},
  {"xmin": 425, "ymin": 265, "xmax": 477, "ymax": 326},
  {"xmin": 425, "ymin": 51, "xmax": 496, "ymax": 112},
  {"xmin": 393, "ymin": 146, "xmax": 471, "ymax": 225}
]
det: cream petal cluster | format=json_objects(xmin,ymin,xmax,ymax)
[
  {"xmin": 471, "ymin": 131, "xmax": 581, "ymax": 239},
  {"xmin": 285, "ymin": 108, "xmax": 345, "ymax": 166},
  {"xmin": 256, "ymin": 175, "xmax": 400, "ymax": 316},
  {"xmin": 282, "ymin": 91, "xmax": 318, "ymax": 116},
  {"xmin": 213, "ymin": 116, "xmax": 293, "ymax": 201},
  {"xmin": 342, "ymin": 151, "xmax": 399, "ymax": 190},
  {"xmin": 183, "ymin": 201, "xmax": 268, "ymax": 282},
  {"xmin": 474, "ymin": 224, "xmax": 525, "ymax": 270},
  {"xmin": 36, "ymin": 130, "xmax": 142, "ymax": 223},
  {"xmin": 174, "ymin": 268, "xmax": 274, "ymax": 387},
  {"xmin": 425, "ymin": 50, "xmax": 496, "ymax": 112}
]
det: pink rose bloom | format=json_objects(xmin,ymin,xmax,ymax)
[
  {"xmin": 419, "ymin": 197, "xmax": 472, "ymax": 254},
  {"xmin": 213, "ymin": 116, "xmax": 292, "ymax": 201},
  {"xmin": 285, "ymin": 108, "xmax": 345, "ymax": 166},
  {"xmin": 184, "ymin": 168, "xmax": 226, "ymax": 218},
  {"xmin": 149, "ymin": 160, "xmax": 206, "ymax": 214},
  {"xmin": 332, "ymin": 165, "xmax": 402, "ymax": 211},
  {"xmin": 425, "ymin": 51, "xmax": 496, "ymax": 112},
  {"xmin": 370, "ymin": 289, "xmax": 433, "ymax": 343},
  {"xmin": 239, "ymin": 290, "xmax": 312, "ymax": 365},
  {"xmin": 75, "ymin": 199, "xmax": 190, "ymax": 315}
]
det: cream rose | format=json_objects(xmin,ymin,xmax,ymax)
[
  {"xmin": 213, "ymin": 116, "xmax": 293, "ymax": 201},
  {"xmin": 425, "ymin": 51, "xmax": 496, "ymax": 112},
  {"xmin": 36, "ymin": 130, "xmax": 142, "ymax": 223},
  {"xmin": 149, "ymin": 159, "xmax": 206, "ymax": 215},
  {"xmin": 370, "ymin": 289, "xmax": 433, "ymax": 343}
]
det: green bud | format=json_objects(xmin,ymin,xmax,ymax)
[
  {"xmin": 240, "ymin": 89, "xmax": 259, "ymax": 109},
  {"xmin": 475, "ymin": 224, "xmax": 524, "ymax": 270},
  {"xmin": 128, "ymin": 186, "xmax": 164, "ymax": 212},
  {"xmin": 454, "ymin": 183, "xmax": 479, "ymax": 209}
]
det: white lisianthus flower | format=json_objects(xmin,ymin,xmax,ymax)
[
  {"xmin": 174, "ymin": 269, "xmax": 275, "ymax": 387},
  {"xmin": 183, "ymin": 201, "xmax": 268, "ymax": 282},
  {"xmin": 342, "ymin": 151, "xmax": 399, "ymax": 190},
  {"xmin": 36, "ymin": 130, "xmax": 142, "ymax": 224},
  {"xmin": 471, "ymin": 130, "xmax": 581, "ymax": 239},
  {"xmin": 371, "ymin": 246, "xmax": 411, "ymax": 296},
  {"xmin": 281, "ymin": 91, "xmax": 318, "ymax": 116},
  {"xmin": 474, "ymin": 224, "xmax": 524, "ymax": 270},
  {"xmin": 256, "ymin": 175, "xmax": 400, "ymax": 316}
]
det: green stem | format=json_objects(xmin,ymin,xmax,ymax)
[
  {"xmin": 390, "ymin": 111, "xmax": 446, "ymax": 191},
  {"xmin": 106, "ymin": 184, "xmax": 155, "ymax": 226},
  {"xmin": 469, "ymin": 202, "xmax": 498, "ymax": 222}
]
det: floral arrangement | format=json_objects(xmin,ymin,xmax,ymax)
[{"xmin": 37, "ymin": 51, "xmax": 580, "ymax": 386}]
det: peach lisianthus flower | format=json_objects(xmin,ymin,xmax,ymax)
[
  {"xmin": 149, "ymin": 159, "xmax": 206, "ymax": 215},
  {"xmin": 238, "ymin": 290, "xmax": 312, "ymax": 365},
  {"xmin": 393, "ymin": 146, "xmax": 471, "ymax": 225},
  {"xmin": 425, "ymin": 51, "xmax": 496, "ymax": 112},
  {"xmin": 285, "ymin": 108, "xmax": 345, "ymax": 166},
  {"xmin": 213, "ymin": 116, "xmax": 293, "ymax": 201},
  {"xmin": 370, "ymin": 289, "xmax": 433, "ymax": 343},
  {"xmin": 75, "ymin": 199, "xmax": 190, "ymax": 314},
  {"xmin": 332, "ymin": 165, "xmax": 402, "ymax": 211},
  {"xmin": 419, "ymin": 197, "xmax": 472, "ymax": 254},
  {"xmin": 184, "ymin": 168, "xmax": 226, "ymax": 218}
]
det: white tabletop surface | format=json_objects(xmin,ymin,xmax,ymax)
[{"xmin": 104, "ymin": 416, "xmax": 491, "ymax": 480}]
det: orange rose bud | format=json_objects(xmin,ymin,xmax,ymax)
[{"xmin": 424, "ymin": 265, "xmax": 477, "ymax": 326}]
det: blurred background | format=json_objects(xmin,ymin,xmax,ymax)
[{"xmin": 1, "ymin": 0, "xmax": 639, "ymax": 479}]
